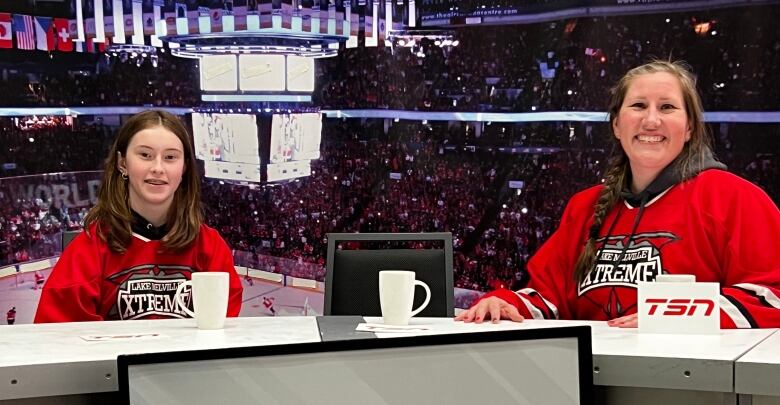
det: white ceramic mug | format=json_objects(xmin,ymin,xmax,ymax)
[
  {"xmin": 379, "ymin": 270, "xmax": 431, "ymax": 326},
  {"xmin": 174, "ymin": 272, "xmax": 229, "ymax": 330}
]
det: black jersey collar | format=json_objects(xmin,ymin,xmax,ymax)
[{"xmin": 131, "ymin": 210, "xmax": 167, "ymax": 240}]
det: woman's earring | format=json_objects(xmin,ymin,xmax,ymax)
[{"xmin": 121, "ymin": 172, "xmax": 128, "ymax": 180}]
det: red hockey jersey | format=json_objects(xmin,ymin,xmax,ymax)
[
  {"xmin": 35, "ymin": 224, "xmax": 243, "ymax": 323},
  {"xmin": 485, "ymin": 170, "xmax": 780, "ymax": 328}
]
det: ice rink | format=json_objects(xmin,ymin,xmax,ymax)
[{"xmin": 1, "ymin": 268, "xmax": 324, "ymax": 324}]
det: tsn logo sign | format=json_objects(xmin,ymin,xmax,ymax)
[
  {"xmin": 644, "ymin": 298, "xmax": 715, "ymax": 317},
  {"xmin": 638, "ymin": 281, "xmax": 720, "ymax": 334}
]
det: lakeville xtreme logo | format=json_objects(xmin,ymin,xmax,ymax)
[
  {"xmin": 577, "ymin": 231, "xmax": 680, "ymax": 318},
  {"xmin": 579, "ymin": 231, "xmax": 680, "ymax": 295},
  {"xmin": 107, "ymin": 264, "xmax": 195, "ymax": 320}
]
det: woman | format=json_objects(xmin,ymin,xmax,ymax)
[
  {"xmin": 35, "ymin": 110, "xmax": 243, "ymax": 322},
  {"xmin": 456, "ymin": 61, "xmax": 780, "ymax": 328}
]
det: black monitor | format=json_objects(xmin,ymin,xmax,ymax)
[
  {"xmin": 325, "ymin": 232, "xmax": 454, "ymax": 317},
  {"xmin": 118, "ymin": 325, "xmax": 594, "ymax": 405}
]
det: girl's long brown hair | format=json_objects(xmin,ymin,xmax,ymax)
[{"xmin": 84, "ymin": 110, "xmax": 202, "ymax": 253}]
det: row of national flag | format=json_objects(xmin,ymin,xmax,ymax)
[
  {"xmin": 0, "ymin": 0, "xmax": 403, "ymax": 54},
  {"xmin": 0, "ymin": 13, "xmax": 105, "ymax": 52}
]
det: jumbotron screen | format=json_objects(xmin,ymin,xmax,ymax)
[
  {"xmin": 199, "ymin": 55, "xmax": 315, "ymax": 102},
  {"xmin": 192, "ymin": 113, "xmax": 262, "ymax": 182},
  {"xmin": 269, "ymin": 113, "xmax": 322, "ymax": 164},
  {"xmin": 266, "ymin": 113, "xmax": 322, "ymax": 182}
]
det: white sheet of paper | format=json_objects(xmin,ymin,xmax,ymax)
[{"xmin": 79, "ymin": 333, "xmax": 167, "ymax": 342}]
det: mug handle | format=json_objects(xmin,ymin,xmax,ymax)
[
  {"xmin": 410, "ymin": 280, "xmax": 431, "ymax": 318},
  {"xmin": 174, "ymin": 280, "xmax": 196, "ymax": 318}
]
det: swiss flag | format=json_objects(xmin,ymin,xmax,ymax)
[
  {"xmin": 0, "ymin": 13, "xmax": 12, "ymax": 49},
  {"xmin": 52, "ymin": 18, "xmax": 73, "ymax": 51}
]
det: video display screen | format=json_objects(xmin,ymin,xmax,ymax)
[
  {"xmin": 191, "ymin": 112, "xmax": 320, "ymax": 183},
  {"xmin": 269, "ymin": 113, "xmax": 322, "ymax": 164},
  {"xmin": 199, "ymin": 55, "xmax": 238, "ymax": 92},
  {"xmin": 192, "ymin": 113, "xmax": 261, "ymax": 165},
  {"xmin": 239, "ymin": 55, "xmax": 286, "ymax": 92}
]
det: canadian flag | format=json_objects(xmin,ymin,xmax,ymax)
[
  {"xmin": 53, "ymin": 18, "xmax": 73, "ymax": 51},
  {"xmin": 0, "ymin": 13, "xmax": 12, "ymax": 49}
]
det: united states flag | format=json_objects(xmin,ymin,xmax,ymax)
[{"xmin": 13, "ymin": 14, "xmax": 35, "ymax": 50}]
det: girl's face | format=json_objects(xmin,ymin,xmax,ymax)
[
  {"xmin": 612, "ymin": 71, "xmax": 691, "ymax": 186},
  {"xmin": 118, "ymin": 126, "xmax": 185, "ymax": 218}
]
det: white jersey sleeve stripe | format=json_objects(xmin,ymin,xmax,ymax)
[
  {"xmin": 733, "ymin": 283, "xmax": 780, "ymax": 309},
  {"xmin": 719, "ymin": 295, "xmax": 753, "ymax": 328},
  {"xmin": 518, "ymin": 288, "xmax": 559, "ymax": 318},
  {"xmin": 513, "ymin": 291, "xmax": 545, "ymax": 320}
]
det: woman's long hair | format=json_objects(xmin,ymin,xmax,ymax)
[
  {"xmin": 573, "ymin": 60, "xmax": 717, "ymax": 284},
  {"xmin": 83, "ymin": 110, "xmax": 202, "ymax": 253}
]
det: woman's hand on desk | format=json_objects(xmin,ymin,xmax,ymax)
[
  {"xmin": 454, "ymin": 297, "xmax": 525, "ymax": 324},
  {"xmin": 607, "ymin": 313, "xmax": 638, "ymax": 328}
]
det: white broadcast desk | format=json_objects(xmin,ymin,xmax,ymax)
[
  {"xmin": 736, "ymin": 330, "xmax": 780, "ymax": 405},
  {"xmin": 586, "ymin": 323, "xmax": 776, "ymax": 405},
  {"xmin": 0, "ymin": 316, "xmax": 777, "ymax": 405},
  {"xmin": 0, "ymin": 317, "xmax": 322, "ymax": 404},
  {"xmin": 359, "ymin": 317, "xmax": 779, "ymax": 405}
]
